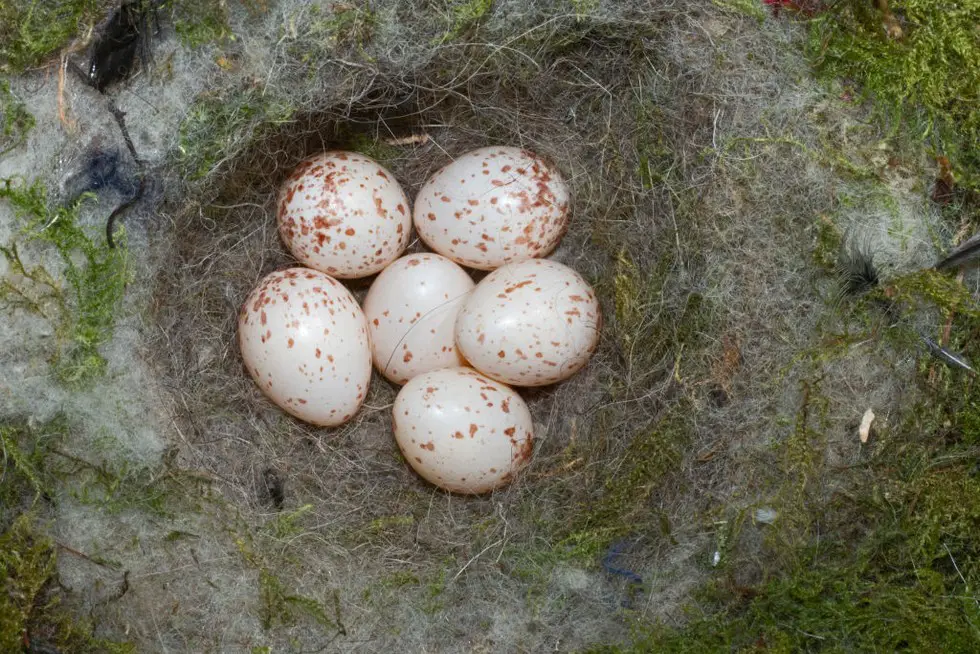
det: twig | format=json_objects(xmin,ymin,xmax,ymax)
[{"xmin": 55, "ymin": 541, "xmax": 115, "ymax": 568}]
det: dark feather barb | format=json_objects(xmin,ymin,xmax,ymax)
[
  {"xmin": 72, "ymin": 2, "xmax": 161, "ymax": 247},
  {"xmin": 832, "ymin": 236, "xmax": 977, "ymax": 375},
  {"xmin": 105, "ymin": 100, "xmax": 146, "ymax": 248},
  {"xmin": 935, "ymin": 233, "xmax": 980, "ymax": 271},
  {"xmin": 920, "ymin": 335, "xmax": 977, "ymax": 376},
  {"xmin": 86, "ymin": 1, "xmax": 163, "ymax": 92},
  {"xmin": 833, "ymin": 235, "xmax": 880, "ymax": 307}
]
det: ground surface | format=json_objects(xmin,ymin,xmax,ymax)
[{"xmin": 2, "ymin": 1, "xmax": 979, "ymax": 653}]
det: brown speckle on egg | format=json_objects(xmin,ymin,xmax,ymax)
[
  {"xmin": 277, "ymin": 152, "xmax": 411, "ymax": 279},
  {"xmin": 413, "ymin": 146, "xmax": 569, "ymax": 270},
  {"xmin": 392, "ymin": 368, "xmax": 533, "ymax": 494}
]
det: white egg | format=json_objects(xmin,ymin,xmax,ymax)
[
  {"xmin": 278, "ymin": 151, "xmax": 412, "ymax": 279},
  {"xmin": 413, "ymin": 146, "xmax": 570, "ymax": 270},
  {"xmin": 362, "ymin": 253, "xmax": 475, "ymax": 384},
  {"xmin": 455, "ymin": 259, "xmax": 601, "ymax": 386},
  {"xmin": 392, "ymin": 367, "xmax": 533, "ymax": 494},
  {"xmin": 238, "ymin": 268, "xmax": 372, "ymax": 426}
]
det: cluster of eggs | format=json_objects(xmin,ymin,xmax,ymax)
[{"xmin": 238, "ymin": 147, "xmax": 601, "ymax": 494}]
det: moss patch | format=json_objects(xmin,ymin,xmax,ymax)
[
  {"xmin": 177, "ymin": 86, "xmax": 295, "ymax": 181},
  {"xmin": 0, "ymin": 417, "xmax": 136, "ymax": 652},
  {"xmin": 0, "ymin": 178, "xmax": 129, "ymax": 386},
  {"xmin": 435, "ymin": 0, "xmax": 493, "ymax": 44},
  {"xmin": 0, "ymin": 79, "xmax": 34, "ymax": 157},
  {"xmin": 0, "ymin": 0, "xmax": 101, "ymax": 73},
  {"xmin": 570, "ymin": 411, "xmax": 692, "ymax": 559},
  {"xmin": 597, "ymin": 263, "xmax": 980, "ymax": 651},
  {"xmin": 810, "ymin": 0, "xmax": 980, "ymax": 191},
  {"xmin": 169, "ymin": 0, "xmax": 234, "ymax": 48}
]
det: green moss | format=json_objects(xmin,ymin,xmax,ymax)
[
  {"xmin": 599, "ymin": 283, "xmax": 980, "ymax": 651},
  {"xmin": 764, "ymin": 377, "xmax": 830, "ymax": 566},
  {"xmin": 283, "ymin": 3, "xmax": 377, "ymax": 62},
  {"xmin": 0, "ymin": 515, "xmax": 136, "ymax": 652},
  {"xmin": 569, "ymin": 0, "xmax": 599, "ymax": 20},
  {"xmin": 0, "ymin": 424, "xmax": 48, "ymax": 503},
  {"xmin": 888, "ymin": 268, "xmax": 980, "ymax": 321},
  {"xmin": 906, "ymin": 468, "xmax": 980, "ymax": 559},
  {"xmin": 262, "ymin": 503, "xmax": 314, "ymax": 540},
  {"xmin": 0, "ymin": 415, "xmax": 135, "ymax": 652},
  {"xmin": 609, "ymin": 250, "xmax": 713, "ymax": 389},
  {"xmin": 66, "ymin": 454, "xmax": 187, "ymax": 517},
  {"xmin": 360, "ymin": 565, "xmax": 453, "ymax": 619},
  {"xmin": 598, "ymin": 424, "xmax": 980, "ymax": 651},
  {"xmin": 177, "ymin": 87, "xmax": 294, "ymax": 181},
  {"xmin": 346, "ymin": 133, "xmax": 400, "ymax": 167},
  {"xmin": 322, "ymin": 2, "xmax": 377, "ymax": 50},
  {"xmin": 434, "ymin": 0, "xmax": 493, "ymax": 44},
  {"xmin": 619, "ymin": 548, "xmax": 980, "ymax": 652},
  {"xmin": 0, "ymin": 79, "xmax": 34, "ymax": 156},
  {"xmin": 1, "ymin": 416, "xmax": 199, "ymax": 519},
  {"xmin": 543, "ymin": 411, "xmax": 693, "ymax": 569},
  {"xmin": 0, "ymin": 178, "xmax": 129, "ymax": 386},
  {"xmin": 365, "ymin": 513, "xmax": 415, "ymax": 534},
  {"xmin": 811, "ymin": 214, "xmax": 843, "ymax": 272},
  {"xmin": 0, "ymin": 419, "xmax": 61, "ymax": 525},
  {"xmin": 257, "ymin": 568, "xmax": 343, "ymax": 632},
  {"xmin": 371, "ymin": 570, "xmax": 420, "ymax": 594},
  {"xmin": 810, "ymin": 0, "xmax": 980, "ymax": 190},
  {"xmin": 0, "ymin": 0, "xmax": 100, "ymax": 73},
  {"xmin": 0, "ymin": 514, "xmax": 57, "ymax": 651},
  {"xmin": 421, "ymin": 565, "xmax": 448, "ymax": 614},
  {"xmin": 233, "ymin": 521, "xmax": 345, "ymax": 635},
  {"xmin": 168, "ymin": 0, "xmax": 233, "ymax": 48},
  {"xmin": 610, "ymin": 250, "xmax": 673, "ymax": 372},
  {"xmin": 577, "ymin": 414, "xmax": 690, "ymax": 541},
  {"xmin": 711, "ymin": 0, "xmax": 766, "ymax": 22}
]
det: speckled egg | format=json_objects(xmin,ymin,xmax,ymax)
[
  {"xmin": 413, "ymin": 146, "xmax": 570, "ymax": 270},
  {"xmin": 455, "ymin": 259, "xmax": 601, "ymax": 386},
  {"xmin": 392, "ymin": 367, "xmax": 534, "ymax": 494},
  {"xmin": 277, "ymin": 151, "xmax": 412, "ymax": 279},
  {"xmin": 362, "ymin": 253, "xmax": 475, "ymax": 384},
  {"xmin": 238, "ymin": 268, "xmax": 372, "ymax": 426}
]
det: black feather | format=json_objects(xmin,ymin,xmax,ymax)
[
  {"xmin": 833, "ymin": 237, "xmax": 880, "ymax": 306},
  {"xmin": 85, "ymin": 1, "xmax": 161, "ymax": 92},
  {"xmin": 921, "ymin": 335, "xmax": 977, "ymax": 376},
  {"xmin": 262, "ymin": 468, "xmax": 285, "ymax": 510},
  {"xmin": 935, "ymin": 233, "xmax": 980, "ymax": 271},
  {"xmin": 73, "ymin": 147, "xmax": 139, "ymax": 198},
  {"xmin": 831, "ymin": 235, "xmax": 978, "ymax": 376}
]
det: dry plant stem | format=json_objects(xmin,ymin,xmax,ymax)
[
  {"xmin": 56, "ymin": 28, "xmax": 93, "ymax": 131},
  {"xmin": 57, "ymin": 56, "xmax": 74, "ymax": 131},
  {"xmin": 55, "ymin": 540, "xmax": 111, "ymax": 568}
]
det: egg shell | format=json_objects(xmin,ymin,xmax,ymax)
[
  {"xmin": 455, "ymin": 259, "xmax": 601, "ymax": 386},
  {"xmin": 238, "ymin": 267, "xmax": 372, "ymax": 426},
  {"xmin": 362, "ymin": 253, "xmax": 475, "ymax": 384},
  {"xmin": 392, "ymin": 367, "xmax": 533, "ymax": 494},
  {"xmin": 278, "ymin": 151, "xmax": 412, "ymax": 279},
  {"xmin": 413, "ymin": 146, "xmax": 570, "ymax": 270}
]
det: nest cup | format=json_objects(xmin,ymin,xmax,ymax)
[
  {"xmin": 147, "ymin": 29, "xmax": 684, "ymax": 643},
  {"xmin": 151, "ymin": 83, "xmax": 617, "ymax": 501}
]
